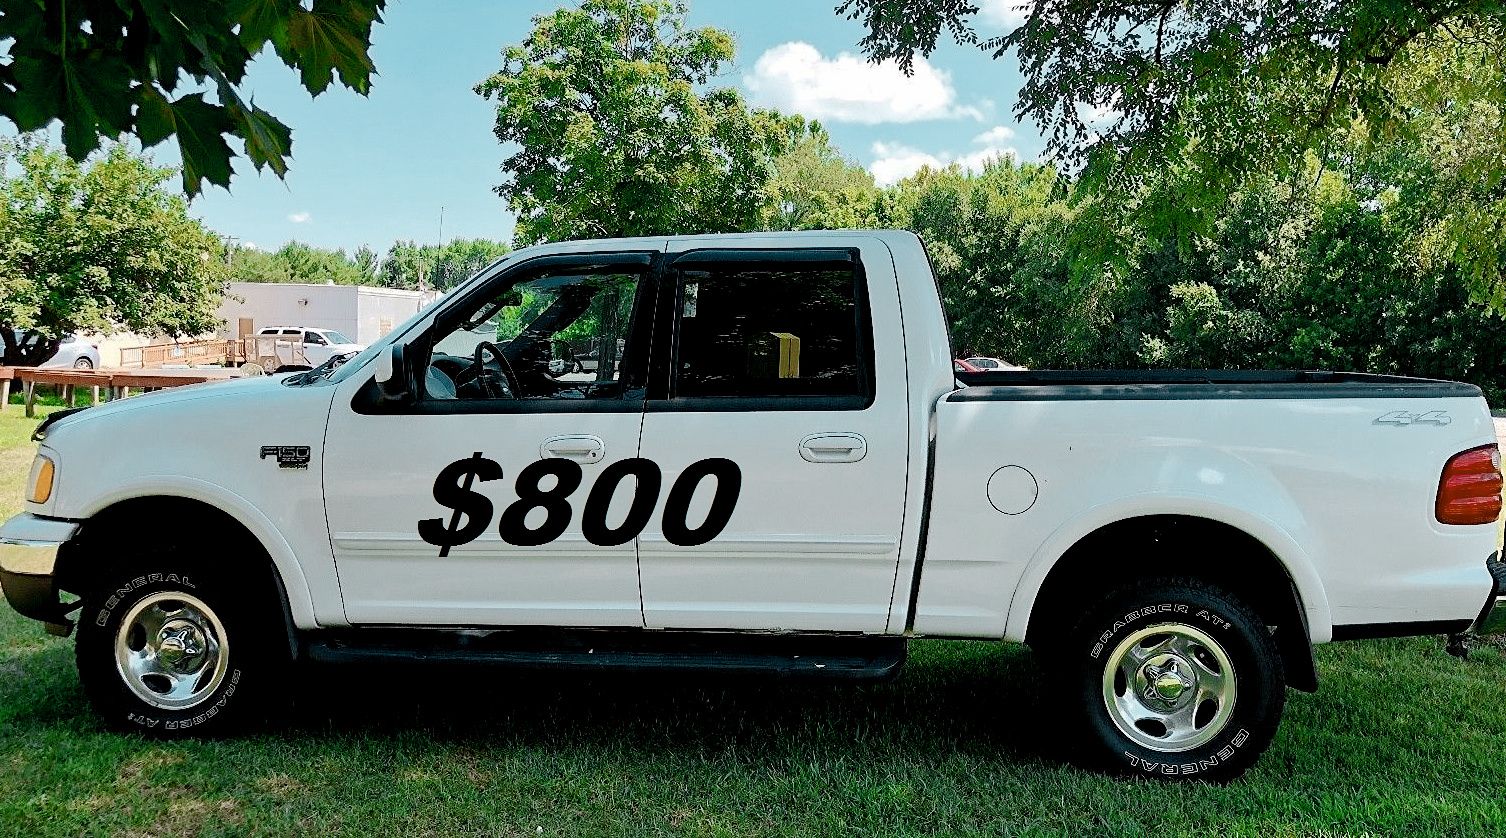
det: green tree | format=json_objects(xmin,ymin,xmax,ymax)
[
  {"xmin": 379, "ymin": 239, "xmax": 511, "ymax": 290},
  {"xmin": 0, "ymin": 0, "xmax": 386, "ymax": 196},
  {"xmin": 229, "ymin": 242, "xmax": 372, "ymax": 286},
  {"xmin": 882, "ymin": 159, "xmax": 1113, "ymax": 367},
  {"xmin": 475, "ymin": 0, "xmax": 799, "ymax": 245},
  {"xmin": 838, "ymin": 1, "xmax": 1506, "ymax": 303},
  {"xmin": 0, "ymin": 141, "xmax": 229, "ymax": 365},
  {"xmin": 763, "ymin": 121, "xmax": 882, "ymax": 231}
]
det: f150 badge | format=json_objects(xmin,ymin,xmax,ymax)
[
  {"xmin": 1374, "ymin": 410, "xmax": 1452, "ymax": 427},
  {"xmin": 260, "ymin": 445, "xmax": 312, "ymax": 469}
]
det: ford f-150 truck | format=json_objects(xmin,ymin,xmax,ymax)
[{"xmin": 3, "ymin": 230, "xmax": 1503, "ymax": 781}]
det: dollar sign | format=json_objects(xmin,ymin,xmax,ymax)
[{"xmin": 418, "ymin": 452, "xmax": 503, "ymax": 557}]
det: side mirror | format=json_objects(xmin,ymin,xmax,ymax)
[{"xmin": 374, "ymin": 343, "xmax": 416, "ymax": 403}]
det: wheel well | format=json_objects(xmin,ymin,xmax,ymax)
[
  {"xmin": 57, "ymin": 496, "xmax": 299, "ymax": 656},
  {"xmin": 1024, "ymin": 515, "xmax": 1318, "ymax": 692}
]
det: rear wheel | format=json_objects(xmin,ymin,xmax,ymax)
[
  {"xmin": 75, "ymin": 557, "xmax": 285, "ymax": 734},
  {"xmin": 72, "ymin": 356, "xmax": 93, "ymax": 369},
  {"xmin": 1064, "ymin": 578, "xmax": 1285, "ymax": 781}
]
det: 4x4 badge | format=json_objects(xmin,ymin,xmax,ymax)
[
  {"xmin": 1374, "ymin": 410, "xmax": 1452, "ymax": 427},
  {"xmin": 259, "ymin": 445, "xmax": 312, "ymax": 469}
]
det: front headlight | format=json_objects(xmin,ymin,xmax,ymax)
[{"xmin": 26, "ymin": 454, "xmax": 56, "ymax": 504}]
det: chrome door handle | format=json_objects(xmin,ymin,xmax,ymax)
[
  {"xmin": 799, "ymin": 433, "xmax": 868, "ymax": 463},
  {"xmin": 541, "ymin": 435, "xmax": 605, "ymax": 464}
]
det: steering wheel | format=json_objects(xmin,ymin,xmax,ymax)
[{"xmin": 466, "ymin": 341, "xmax": 520, "ymax": 399}]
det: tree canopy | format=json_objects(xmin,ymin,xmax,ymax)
[
  {"xmin": 0, "ymin": 0, "xmax": 386, "ymax": 196},
  {"xmin": 837, "ymin": 0, "xmax": 1506, "ymax": 304},
  {"xmin": 475, "ymin": 0, "xmax": 801, "ymax": 245},
  {"xmin": 227, "ymin": 237, "xmax": 510, "ymax": 291},
  {"xmin": 0, "ymin": 141, "xmax": 228, "ymax": 365}
]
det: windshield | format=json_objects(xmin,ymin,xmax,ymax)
[
  {"xmin": 321, "ymin": 330, "xmax": 354, "ymax": 345},
  {"xmin": 323, "ymin": 283, "xmax": 469, "ymax": 386}
]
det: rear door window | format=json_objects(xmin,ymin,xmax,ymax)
[{"xmin": 668, "ymin": 253, "xmax": 873, "ymax": 406}]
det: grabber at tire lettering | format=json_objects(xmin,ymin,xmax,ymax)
[
  {"xmin": 74, "ymin": 551, "xmax": 287, "ymax": 736},
  {"xmin": 1063, "ymin": 577, "xmax": 1286, "ymax": 782}
]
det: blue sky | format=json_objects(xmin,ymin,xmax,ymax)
[{"xmin": 159, "ymin": 1, "xmax": 1040, "ymax": 253}]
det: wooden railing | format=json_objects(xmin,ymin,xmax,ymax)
[
  {"xmin": 115, "ymin": 337, "xmax": 312, "ymax": 370},
  {"xmin": 118, "ymin": 339, "xmax": 233, "ymax": 369},
  {"xmin": 0, "ymin": 367, "xmax": 246, "ymax": 416}
]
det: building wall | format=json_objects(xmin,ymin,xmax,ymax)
[
  {"xmin": 217, "ymin": 283, "xmax": 435, "ymax": 346},
  {"xmin": 354, "ymin": 287, "xmax": 439, "ymax": 344}
]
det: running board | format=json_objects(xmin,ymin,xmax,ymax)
[{"xmin": 304, "ymin": 629, "xmax": 907, "ymax": 681}]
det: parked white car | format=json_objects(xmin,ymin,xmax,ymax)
[
  {"xmin": 0, "ymin": 330, "xmax": 101, "ymax": 369},
  {"xmin": 255, "ymin": 327, "xmax": 364, "ymax": 368},
  {"xmin": 3, "ymin": 230, "xmax": 1502, "ymax": 782}
]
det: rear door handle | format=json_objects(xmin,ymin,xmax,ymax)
[
  {"xmin": 541, "ymin": 435, "xmax": 605, "ymax": 464},
  {"xmin": 799, "ymin": 433, "xmax": 868, "ymax": 463}
]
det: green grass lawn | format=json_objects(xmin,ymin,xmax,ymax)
[{"xmin": 2, "ymin": 403, "xmax": 1505, "ymax": 836}]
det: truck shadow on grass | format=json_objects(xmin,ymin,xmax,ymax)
[
  {"xmin": 281, "ymin": 640, "xmax": 1059, "ymax": 764},
  {"xmin": 1, "ymin": 636, "xmax": 1056, "ymax": 763}
]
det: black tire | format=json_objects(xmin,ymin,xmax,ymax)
[
  {"xmin": 73, "ymin": 356, "xmax": 93, "ymax": 369},
  {"xmin": 75, "ymin": 557, "xmax": 286, "ymax": 735},
  {"xmin": 1064, "ymin": 577, "xmax": 1285, "ymax": 782}
]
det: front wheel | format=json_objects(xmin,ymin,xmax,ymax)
[
  {"xmin": 1064, "ymin": 578, "xmax": 1285, "ymax": 782},
  {"xmin": 75, "ymin": 563, "xmax": 283, "ymax": 734}
]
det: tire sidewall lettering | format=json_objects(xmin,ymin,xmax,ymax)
[
  {"xmin": 1079, "ymin": 587, "xmax": 1278, "ymax": 781},
  {"xmin": 125, "ymin": 668, "xmax": 243, "ymax": 731},
  {"xmin": 1088, "ymin": 603, "xmax": 1189, "ymax": 659},
  {"xmin": 1122, "ymin": 728, "xmax": 1251, "ymax": 775},
  {"xmin": 95, "ymin": 573, "xmax": 195, "ymax": 627}
]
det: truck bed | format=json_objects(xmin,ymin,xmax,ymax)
[{"xmin": 952, "ymin": 369, "xmax": 1481, "ymax": 401}]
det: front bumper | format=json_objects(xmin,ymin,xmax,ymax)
[
  {"xmin": 0, "ymin": 513, "xmax": 80, "ymax": 636},
  {"xmin": 1472, "ymin": 553, "xmax": 1506, "ymax": 636}
]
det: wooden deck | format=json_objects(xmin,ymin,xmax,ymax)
[{"xmin": 0, "ymin": 366, "xmax": 246, "ymax": 416}]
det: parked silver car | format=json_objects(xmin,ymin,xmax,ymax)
[{"xmin": 0, "ymin": 330, "xmax": 101, "ymax": 369}]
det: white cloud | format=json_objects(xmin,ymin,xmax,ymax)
[
  {"xmin": 868, "ymin": 127, "xmax": 1021, "ymax": 186},
  {"xmin": 1079, "ymin": 102, "xmax": 1119, "ymax": 129},
  {"xmin": 972, "ymin": 125, "xmax": 1016, "ymax": 145},
  {"xmin": 976, "ymin": 0, "xmax": 1034, "ymax": 28},
  {"xmin": 744, "ymin": 42, "xmax": 985, "ymax": 124},
  {"xmin": 288, "ymin": 211, "xmax": 311, "ymax": 224},
  {"xmin": 870, "ymin": 143, "xmax": 949, "ymax": 188}
]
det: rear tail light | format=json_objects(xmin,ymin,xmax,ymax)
[{"xmin": 1436, "ymin": 444, "xmax": 1503, "ymax": 525}]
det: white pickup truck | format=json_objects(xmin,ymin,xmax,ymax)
[{"xmin": 3, "ymin": 230, "xmax": 1502, "ymax": 781}]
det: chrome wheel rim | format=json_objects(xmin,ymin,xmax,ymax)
[
  {"xmin": 1101, "ymin": 622, "xmax": 1237, "ymax": 753},
  {"xmin": 113, "ymin": 591, "xmax": 229, "ymax": 711}
]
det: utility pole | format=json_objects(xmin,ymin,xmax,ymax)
[{"xmin": 435, "ymin": 205, "xmax": 446, "ymax": 290}]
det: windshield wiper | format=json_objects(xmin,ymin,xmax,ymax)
[{"xmin": 286, "ymin": 350, "xmax": 360, "ymax": 386}]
